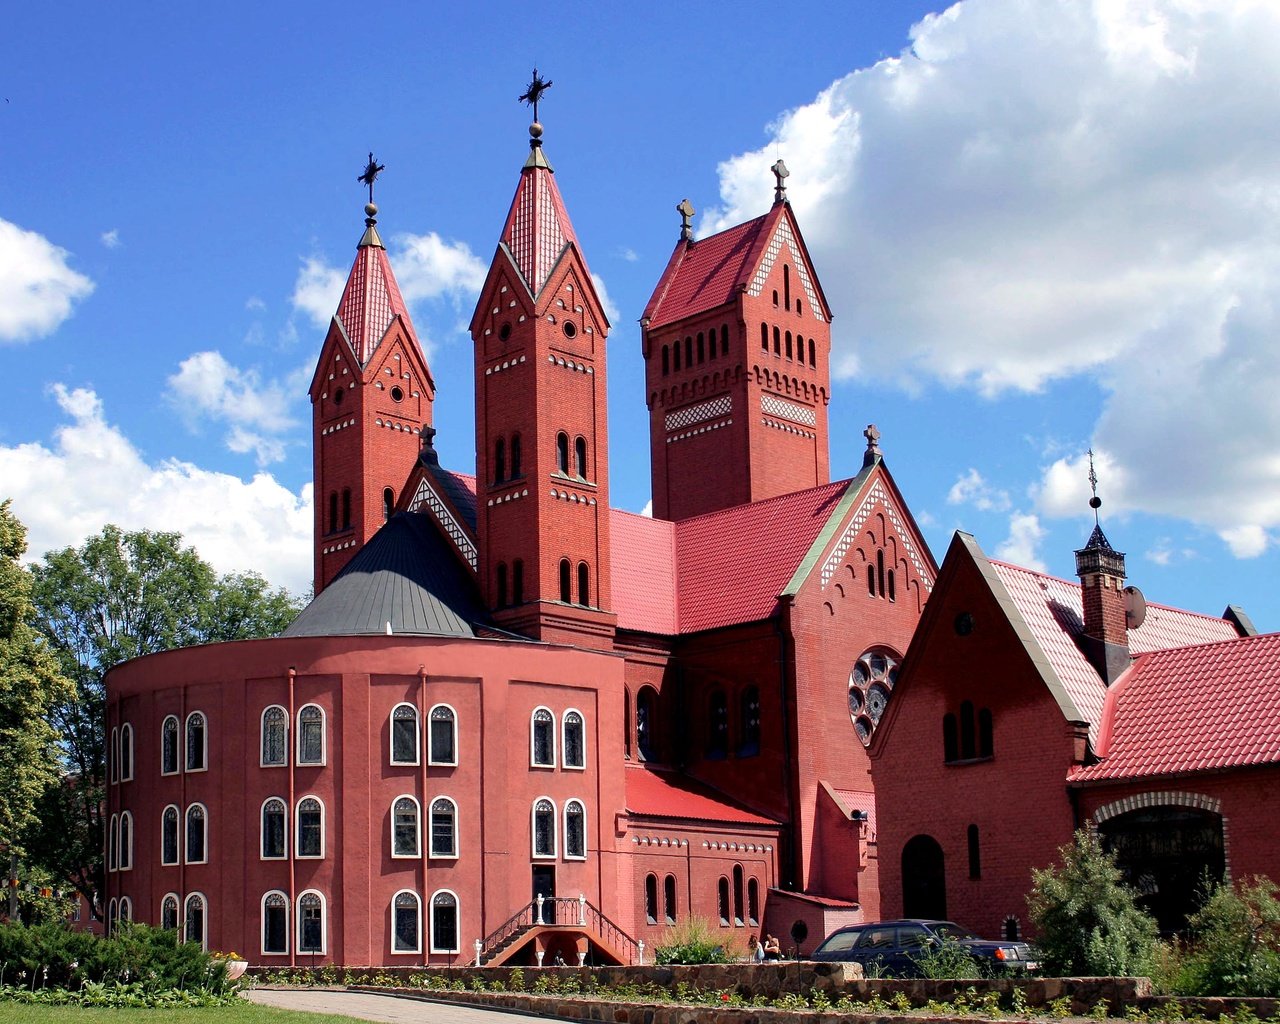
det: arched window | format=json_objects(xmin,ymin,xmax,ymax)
[
  {"xmin": 392, "ymin": 796, "xmax": 420, "ymax": 858},
  {"xmin": 559, "ymin": 558, "xmax": 571, "ymax": 603},
  {"xmin": 494, "ymin": 437, "xmax": 506, "ymax": 483},
  {"xmin": 760, "ymin": 322, "xmax": 769, "ymax": 351},
  {"xmin": 564, "ymin": 799, "xmax": 586, "ymax": 860},
  {"xmin": 968, "ymin": 824, "xmax": 981, "ymax": 880},
  {"xmin": 684, "ymin": 336, "xmax": 693, "ymax": 367},
  {"xmin": 262, "ymin": 892, "xmax": 288, "ymax": 955},
  {"xmin": 867, "ymin": 565, "xmax": 876, "ymax": 596},
  {"xmin": 674, "ymin": 338, "xmax": 682, "ymax": 370},
  {"xmin": 877, "ymin": 549, "xmax": 886, "ymax": 599},
  {"xmin": 162, "ymin": 805, "xmax": 179, "ymax": 865},
  {"xmin": 297, "ymin": 891, "xmax": 325, "ymax": 954},
  {"xmin": 664, "ymin": 874, "xmax": 678, "ymax": 925},
  {"xmin": 512, "ymin": 559, "xmax": 524, "ymax": 604},
  {"xmin": 430, "ymin": 797, "xmax": 458, "ymax": 858},
  {"xmin": 707, "ymin": 690, "xmax": 728, "ymax": 759},
  {"xmin": 747, "ymin": 877, "xmax": 760, "ymax": 926},
  {"xmin": 717, "ymin": 877, "xmax": 730, "ymax": 926},
  {"xmin": 624, "ymin": 692, "xmax": 633, "ymax": 760},
  {"xmin": 577, "ymin": 561, "xmax": 590, "ymax": 606},
  {"xmin": 431, "ymin": 890, "xmax": 460, "ymax": 953},
  {"xmin": 107, "ymin": 897, "xmax": 117, "ymax": 935},
  {"xmin": 119, "ymin": 723, "xmax": 133, "ymax": 781},
  {"xmin": 161, "ymin": 893, "xmax": 179, "ymax": 931},
  {"xmin": 556, "ymin": 432, "xmax": 569, "ymax": 474},
  {"xmin": 341, "ymin": 488, "xmax": 352, "ymax": 530},
  {"xmin": 531, "ymin": 707, "xmax": 555, "ymax": 767},
  {"xmin": 732, "ymin": 864, "xmax": 745, "ymax": 926},
  {"xmin": 773, "ymin": 325, "xmax": 781, "ymax": 354},
  {"xmin": 960, "ymin": 701, "xmax": 976, "ymax": 760},
  {"xmin": 772, "ymin": 288, "xmax": 779, "ymax": 307},
  {"xmin": 119, "ymin": 811, "xmax": 133, "ymax": 870},
  {"xmin": 496, "ymin": 561, "xmax": 508, "ymax": 607},
  {"xmin": 979, "ymin": 708, "xmax": 994, "ymax": 758},
  {"xmin": 808, "ymin": 338, "xmax": 816, "ymax": 366},
  {"xmin": 562, "ymin": 710, "xmax": 585, "ymax": 769},
  {"xmin": 848, "ymin": 648, "xmax": 900, "ymax": 746},
  {"xmin": 428, "ymin": 704, "xmax": 457, "ymax": 765},
  {"xmin": 184, "ymin": 893, "xmax": 207, "ymax": 950},
  {"xmin": 108, "ymin": 813, "xmax": 118, "ymax": 871},
  {"xmin": 888, "ymin": 569, "xmax": 896, "ymax": 602},
  {"xmin": 532, "ymin": 798, "xmax": 556, "ymax": 858},
  {"xmin": 392, "ymin": 890, "xmax": 421, "ymax": 953},
  {"xmin": 391, "ymin": 703, "xmax": 419, "ymax": 765},
  {"xmin": 510, "ymin": 434, "xmax": 522, "ymax": 478},
  {"xmin": 636, "ymin": 687, "xmax": 657, "ymax": 762},
  {"xmin": 661, "ymin": 345, "xmax": 670, "ymax": 375},
  {"xmin": 785, "ymin": 330, "xmax": 793, "ymax": 360},
  {"xmin": 261, "ymin": 798, "xmax": 287, "ymax": 859},
  {"xmin": 261, "ymin": 706, "xmax": 287, "ymax": 766},
  {"xmin": 119, "ymin": 896, "xmax": 132, "ymax": 922},
  {"xmin": 783, "ymin": 264, "xmax": 791, "ymax": 310},
  {"xmin": 186, "ymin": 803, "xmax": 207, "ymax": 864},
  {"xmin": 721, "ymin": 325, "xmax": 729, "ymax": 356},
  {"xmin": 943, "ymin": 714, "xmax": 959, "ymax": 763},
  {"xmin": 574, "ymin": 436, "xmax": 587, "ymax": 479},
  {"xmin": 383, "ymin": 487, "xmax": 395, "ymax": 521},
  {"xmin": 644, "ymin": 873, "xmax": 658, "ymax": 924},
  {"xmin": 739, "ymin": 686, "xmax": 760, "ymax": 757},
  {"xmin": 697, "ymin": 332, "xmax": 705, "ymax": 363},
  {"xmin": 297, "ymin": 704, "xmax": 325, "ymax": 766},
  {"xmin": 185, "ymin": 711, "xmax": 206, "ymax": 772},
  {"xmin": 161, "ymin": 715, "xmax": 179, "ymax": 775},
  {"xmin": 328, "ymin": 492, "xmax": 338, "ymax": 533},
  {"xmin": 296, "ymin": 796, "xmax": 324, "ymax": 858}
]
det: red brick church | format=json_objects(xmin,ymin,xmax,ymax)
[{"xmin": 102, "ymin": 89, "xmax": 1279, "ymax": 965}]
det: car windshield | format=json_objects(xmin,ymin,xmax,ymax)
[{"xmin": 931, "ymin": 922, "xmax": 981, "ymax": 941}]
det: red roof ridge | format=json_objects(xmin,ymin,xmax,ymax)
[{"xmin": 673, "ymin": 477, "xmax": 850, "ymax": 528}]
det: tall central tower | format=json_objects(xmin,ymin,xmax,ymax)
[{"xmin": 469, "ymin": 86, "xmax": 616, "ymax": 649}]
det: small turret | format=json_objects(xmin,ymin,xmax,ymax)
[{"xmin": 1074, "ymin": 451, "xmax": 1129, "ymax": 684}]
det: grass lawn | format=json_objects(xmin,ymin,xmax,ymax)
[{"xmin": 0, "ymin": 1004, "xmax": 360, "ymax": 1024}]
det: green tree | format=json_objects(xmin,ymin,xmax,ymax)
[
  {"xmin": 1178, "ymin": 875, "xmax": 1280, "ymax": 996},
  {"xmin": 1027, "ymin": 829, "xmax": 1159, "ymax": 977},
  {"xmin": 0, "ymin": 501, "xmax": 74, "ymax": 869},
  {"xmin": 22, "ymin": 525, "xmax": 303, "ymax": 917}
]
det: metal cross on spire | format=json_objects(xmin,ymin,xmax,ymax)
[
  {"xmin": 771, "ymin": 159, "xmax": 790, "ymax": 203},
  {"xmin": 358, "ymin": 152, "xmax": 385, "ymax": 205},
  {"xmin": 1087, "ymin": 447, "xmax": 1103, "ymax": 522},
  {"xmin": 677, "ymin": 198, "xmax": 695, "ymax": 241},
  {"xmin": 519, "ymin": 68, "xmax": 553, "ymax": 123}
]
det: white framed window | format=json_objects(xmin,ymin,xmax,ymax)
[
  {"xmin": 562, "ymin": 710, "xmax": 585, "ymax": 770},
  {"xmin": 110, "ymin": 727, "xmax": 119, "ymax": 784},
  {"xmin": 428, "ymin": 704, "xmax": 457, "ymax": 766},
  {"xmin": 261, "ymin": 797, "xmax": 287, "ymax": 859},
  {"xmin": 161, "ymin": 892, "xmax": 179, "ymax": 931},
  {"xmin": 261, "ymin": 706, "xmax": 288, "ymax": 766},
  {"xmin": 119, "ymin": 895, "xmax": 132, "ymax": 922},
  {"xmin": 430, "ymin": 889, "xmax": 460, "ymax": 953},
  {"xmin": 184, "ymin": 892, "xmax": 207, "ymax": 950},
  {"xmin": 296, "ymin": 796, "xmax": 324, "ymax": 858},
  {"xmin": 161, "ymin": 716, "xmax": 179, "ymax": 775},
  {"xmin": 161, "ymin": 805, "xmax": 179, "ymax": 865},
  {"xmin": 390, "ymin": 703, "xmax": 419, "ymax": 765},
  {"xmin": 391, "ymin": 796, "xmax": 420, "ymax": 858},
  {"xmin": 530, "ymin": 707, "xmax": 555, "ymax": 767},
  {"xmin": 120, "ymin": 723, "xmax": 134, "ymax": 781},
  {"xmin": 532, "ymin": 797, "xmax": 556, "ymax": 858},
  {"xmin": 297, "ymin": 890, "xmax": 325, "ymax": 954},
  {"xmin": 108, "ymin": 813, "xmax": 118, "ymax": 872},
  {"xmin": 186, "ymin": 712, "xmax": 207, "ymax": 772},
  {"xmin": 262, "ymin": 891, "xmax": 289, "ymax": 955},
  {"xmin": 429, "ymin": 797, "xmax": 457, "ymax": 859},
  {"xmin": 564, "ymin": 800, "xmax": 586, "ymax": 860},
  {"xmin": 296, "ymin": 704, "xmax": 325, "ymax": 766},
  {"xmin": 119, "ymin": 811, "xmax": 133, "ymax": 870},
  {"xmin": 107, "ymin": 897, "xmax": 117, "ymax": 934},
  {"xmin": 392, "ymin": 890, "xmax": 421, "ymax": 953},
  {"xmin": 186, "ymin": 803, "xmax": 208, "ymax": 864}
]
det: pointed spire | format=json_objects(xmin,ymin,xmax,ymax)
[{"xmin": 1076, "ymin": 448, "xmax": 1124, "ymax": 576}]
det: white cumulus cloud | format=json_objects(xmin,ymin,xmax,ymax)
[
  {"xmin": 0, "ymin": 218, "xmax": 95, "ymax": 343},
  {"xmin": 947, "ymin": 468, "xmax": 1011, "ymax": 512},
  {"xmin": 100, "ymin": 229, "xmax": 120, "ymax": 249},
  {"xmin": 291, "ymin": 257, "xmax": 346, "ymax": 328},
  {"xmin": 0, "ymin": 385, "xmax": 312, "ymax": 596},
  {"xmin": 995, "ymin": 511, "xmax": 1048, "ymax": 571},
  {"xmin": 390, "ymin": 232, "xmax": 487, "ymax": 303}
]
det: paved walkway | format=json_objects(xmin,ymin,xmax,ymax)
[{"xmin": 247, "ymin": 988, "xmax": 564, "ymax": 1024}]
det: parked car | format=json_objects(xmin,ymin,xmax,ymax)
[{"xmin": 809, "ymin": 919, "xmax": 1037, "ymax": 976}]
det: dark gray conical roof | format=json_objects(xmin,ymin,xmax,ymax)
[{"xmin": 284, "ymin": 512, "xmax": 485, "ymax": 638}]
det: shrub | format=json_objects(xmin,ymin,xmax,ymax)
[
  {"xmin": 1176, "ymin": 875, "xmax": 1280, "ymax": 997},
  {"xmin": 912, "ymin": 936, "xmax": 985, "ymax": 979},
  {"xmin": 653, "ymin": 916, "xmax": 731, "ymax": 964},
  {"xmin": 1027, "ymin": 829, "xmax": 1158, "ymax": 977}
]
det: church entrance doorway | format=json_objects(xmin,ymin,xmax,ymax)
[
  {"xmin": 1098, "ymin": 806, "xmax": 1224, "ymax": 933},
  {"xmin": 902, "ymin": 834, "xmax": 947, "ymax": 920},
  {"xmin": 532, "ymin": 865, "xmax": 556, "ymax": 924}
]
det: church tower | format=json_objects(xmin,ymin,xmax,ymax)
[
  {"xmin": 469, "ymin": 79, "xmax": 615, "ymax": 648},
  {"xmin": 309, "ymin": 159, "xmax": 435, "ymax": 594},
  {"xmin": 640, "ymin": 162, "xmax": 833, "ymax": 521}
]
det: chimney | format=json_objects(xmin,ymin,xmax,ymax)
[{"xmin": 1075, "ymin": 523, "xmax": 1129, "ymax": 684}]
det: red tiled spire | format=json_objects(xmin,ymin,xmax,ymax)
[
  {"xmin": 496, "ymin": 130, "xmax": 585, "ymax": 298},
  {"xmin": 334, "ymin": 203, "xmax": 420, "ymax": 366}
]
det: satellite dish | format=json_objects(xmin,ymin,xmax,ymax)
[{"xmin": 1123, "ymin": 586, "xmax": 1147, "ymax": 630}]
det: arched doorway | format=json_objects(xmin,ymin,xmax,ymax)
[
  {"xmin": 902, "ymin": 834, "xmax": 947, "ymax": 920},
  {"xmin": 1098, "ymin": 806, "xmax": 1224, "ymax": 933}
]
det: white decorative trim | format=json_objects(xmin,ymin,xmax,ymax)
[
  {"xmin": 1091, "ymin": 791, "xmax": 1222, "ymax": 824},
  {"xmin": 550, "ymin": 489, "xmax": 598, "ymax": 506},
  {"xmin": 321, "ymin": 539, "xmax": 358, "ymax": 555},
  {"xmin": 760, "ymin": 394, "xmax": 816, "ymax": 426},
  {"xmin": 633, "ymin": 836, "xmax": 690, "ymax": 847},
  {"xmin": 761, "ymin": 417, "xmax": 815, "ymax": 439},
  {"xmin": 668, "ymin": 418, "xmax": 732, "ymax": 444},
  {"xmin": 320, "ymin": 418, "xmax": 357, "ymax": 436},
  {"xmin": 547, "ymin": 354, "xmax": 595, "ymax": 375},
  {"xmin": 486, "ymin": 487, "xmax": 530, "ymax": 507},
  {"xmin": 820, "ymin": 482, "xmax": 934, "ymax": 593},
  {"xmin": 409, "ymin": 477, "xmax": 478, "ymax": 570},
  {"xmin": 484, "ymin": 355, "xmax": 527, "ymax": 376},
  {"xmin": 666, "ymin": 395, "xmax": 731, "ymax": 432},
  {"xmin": 746, "ymin": 219, "xmax": 824, "ymax": 321}
]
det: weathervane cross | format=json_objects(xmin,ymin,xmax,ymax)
[
  {"xmin": 771, "ymin": 159, "xmax": 790, "ymax": 202},
  {"xmin": 358, "ymin": 152, "xmax": 385, "ymax": 204},
  {"xmin": 677, "ymin": 198, "xmax": 695, "ymax": 241},
  {"xmin": 519, "ymin": 68, "xmax": 553, "ymax": 122},
  {"xmin": 1087, "ymin": 447, "xmax": 1103, "ymax": 521}
]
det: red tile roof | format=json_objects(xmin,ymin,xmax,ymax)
[
  {"xmin": 1070, "ymin": 631, "xmax": 1280, "ymax": 781},
  {"xmin": 642, "ymin": 211, "xmax": 777, "ymax": 329},
  {"xmin": 769, "ymin": 891, "xmax": 859, "ymax": 909},
  {"xmin": 610, "ymin": 511, "xmax": 677, "ymax": 635},
  {"xmin": 499, "ymin": 163, "xmax": 582, "ymax": 297},
  {"xmin": 624, "ymin": 765, "xmax": 779, "ymax": 825},
  {"xmin": 336, "ymin": 243, "xmax": 417, "ymax": 365}
]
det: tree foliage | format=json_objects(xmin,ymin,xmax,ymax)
[
  {"xmin": 0, "ymin": 500, "xmax": 73, "ymax": 863},
  {"xmin": 1027, "ymin": 829, "xmax": 1159, "ymax": 977},
  {"xmin": 1177, "ymin": 875, "xmax": 1280, "ymax": 996},
  {"xmin": 22, "ymin": 525, "xmax": 302, "ymax": 916}
]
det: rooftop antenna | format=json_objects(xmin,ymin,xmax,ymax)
[{"xmin": 1087, "ymin": 447, "xmax": 1102, "ymax": 525}]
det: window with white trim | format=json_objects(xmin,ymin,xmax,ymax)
[
  {"xmin": 392, "ymin": 890, "xmax": 421, "ymax": 953},
  {"xmin": 119, "ymin": 723, "xmax": 133, "ymax": 781},
  {"xmin": 262, "ymin": 891, "xmax": 289, "ymax": 955},
  {"xmin": 119, "ymin": 811, "xmax": 133, "ymax": 870},
  {"xmin": 161, "ymin": 805, "xmax": 179, "ymax": 865},
  {"xmin": 261, "ymin": 798, "xmax": 287, "ymax": 859},
  {"xmin": 531, "ymin": 707, "xmax": 555, "ymax": 767},
  {"xmin": 161, "ymin": 893, "xmax": 179, "ymax": 931},
  {"xmin": 428, "ymin": 704, "xmax": 457, "ymax": 766},
  {"xmin": 391, "ymin": 703, "xmax": 419, "ymax": 765},
  {"xmin": 110, "ymin": 727, "xmax": 118, "ymax": 784},
  {"xmin": 562, "ymin": 710, "xmax": 585, "ymax": 770},
  {"xmin": 161, "ymin": 716, "xmax": 179, "ymax": 775},
  {"xmin": 108, "ymin": 813, "xmax": 118, "ymax": 872},
  {"xmin": 532, "ymin": 797, "xmax": 556, "ymax": 858},
  {"xmin": 184, "ymin": 892, "xmax": 207, "ymax": 949},
  {"xmin": 186, "ymin": 803, "xmax": 207, "ymax": 864},
  {"xmin": 297, "ymin": 890, "xmax": 325, "ymax": 954},
  {"xmin": 430, "ymin": 890, "xmax": 459, "ymax": 953},
  {"xmin": 297, "ymin": 704, "xmax": 325, "ymax": 765},
  {"xmin": 392, "ymin": 796, "xmax": 420, "ymax": 858},
  {"xmin": 261, "ymin": 706, "xmax": 287, "ymax": 766},
  {"xmin": 186, "ymin": 712, "xmax": 207, "ymax": 772},
  {"xmin": 119, "ymin": 895, "xmax": 132, "ymax": 922},
  {"xmin": 430, "ymin": 798, "xmax": 457, "ymax": 858},
  {"xmin": 107, "ymin": 897, "xmax": 117, "ymax": 935},
  {"xmin": 564, "ymin": 799, "xmax": 586, "ymax": 860},
  {"xmin": 296, "ymin": 797, "xmax": 324, "ymax": 858}
]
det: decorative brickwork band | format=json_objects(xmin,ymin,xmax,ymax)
[
  {"xmin": 1091, "ymin": 790, "xmax": 1222, "ymax": 823},
  {"xmin": 665, "ymin": 396, "xmax": 732, "ymax": 432},
  {"xmin": 746, "ymin": 219, "xmax": 824, "ymax": 322},
  {"xmin": 760, "ymin": 395, "xmax": 816, "ymax": 427},
  {"xmin": 820, "ymin": 482, "xmax": 935, "ymax": 592},
  {"xmin": 409, "ymin": 478, "xmax": 478, "ymax": 570}
]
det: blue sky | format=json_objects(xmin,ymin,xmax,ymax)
[{"xmin": 5, "ymin": 0, "xmax": 1280, "ymax": 632}]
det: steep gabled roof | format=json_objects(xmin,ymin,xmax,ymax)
[
  {"xmin": 334, "ymin": 230, "xmax": 420, "ymax": 367},
  {"xmin": 624, "ymin": 764, "xmax": 780, "ymax": 825},
  {"xmin": 610, "ymin": 510, "xmax": 677, "ymax": 635},
  {"xmin": 1070, "ymin": 631, "xmax": 1280, "ymax": 782}
]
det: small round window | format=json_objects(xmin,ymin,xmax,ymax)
[
  {"xmin": 332, "ymin": 388, "xmax": 344, "ymax": 406},
  {"xmin": 390, "ymin": 385, "xmax": 404, "ymax": 403},
  {"xmin": 848, "ymin": 648, "xmax": 899, "ymax": 746},
  {"xmin": 562, "ymin": 321, "xmax": 577, "ymax": 339}
]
